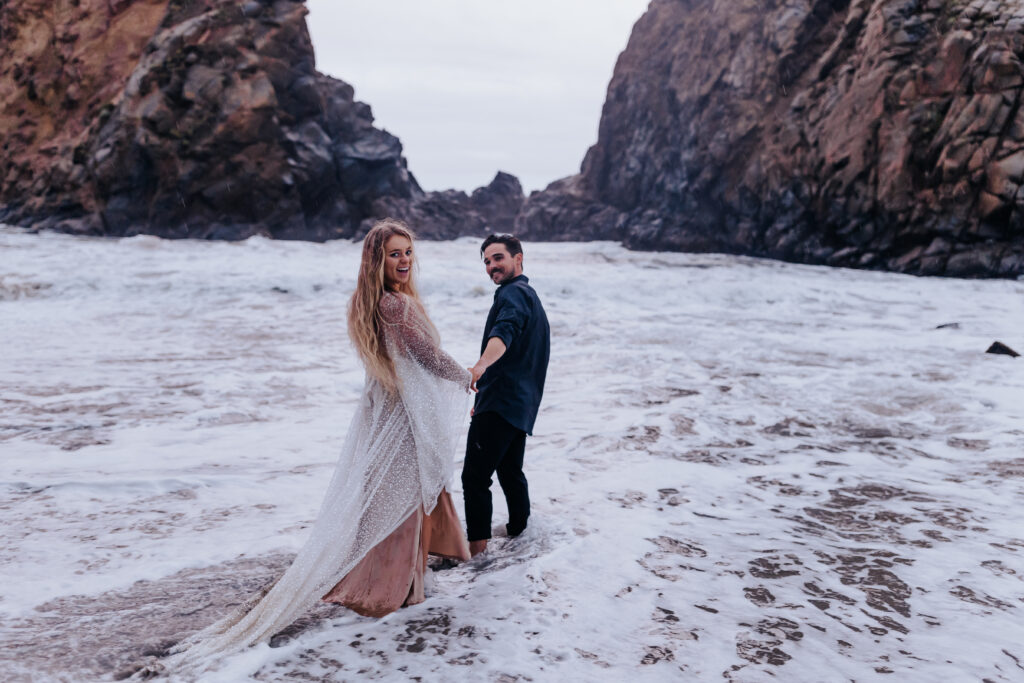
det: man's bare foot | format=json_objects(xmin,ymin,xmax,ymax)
[{"xmin": 469, "ymin": 539, "xmax": 488, "ymax": 557}]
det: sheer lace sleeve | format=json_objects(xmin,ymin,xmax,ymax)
[{"xmin": 380, "ymin": 293, "xmax": 470, "ymax": 387}]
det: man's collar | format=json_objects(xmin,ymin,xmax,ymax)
[{"xmin": 497, "ymin": 274, "xmax": 528, "ymax": 289}]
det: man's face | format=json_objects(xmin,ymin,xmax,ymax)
[{"xmin": 483, "ymin": 244, "xmax": 523, "ymax": 285}]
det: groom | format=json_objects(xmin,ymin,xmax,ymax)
[{"xmin": 464, "ymin": 233, "xmax": 550, "ymax": 557}]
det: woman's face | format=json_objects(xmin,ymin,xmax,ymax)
[{"xmin": 382, "ymin": 234, "xmax": 413, "ymax": 290}]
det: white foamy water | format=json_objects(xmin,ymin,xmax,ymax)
[{"xmin": 1, "ymin": 226, "xmax": 1023, "ymax": 682}]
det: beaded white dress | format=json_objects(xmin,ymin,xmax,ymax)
[{"xmin": 160, "ymin": 292, "xmax": 470, "ymax": 673}]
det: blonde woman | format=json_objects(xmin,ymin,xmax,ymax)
[
  {"xmin": 153, "ymin": 219, "xmax": 471, "ymax": 675},
  {"xmin": 324, "ymin": 218, "xmax": 472, "ymax": 612}
]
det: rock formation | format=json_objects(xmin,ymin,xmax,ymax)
[
  {"xmin": 518, "ymin": 0, "xmax": 1024, "ymax": 277},
  {"xmin": 0, "ymin": 0, "xmax": 521, "ymax": 240}
]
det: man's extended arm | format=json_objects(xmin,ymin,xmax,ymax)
[{"xmin": 469, "ymin": 336, "xmax": 507, "ymax": 390}]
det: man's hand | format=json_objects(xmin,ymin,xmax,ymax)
[{"xmin": 469, "ymin": 337, "xmax": 507, "ymax": 392}]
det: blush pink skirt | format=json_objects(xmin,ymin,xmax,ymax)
[{"xmin": 321, "ymin": 490, "xmax": 470, "ymax": 617}]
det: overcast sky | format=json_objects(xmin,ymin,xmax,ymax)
[{"xmin": 305, "ymin": 1, "xmax": 650, "ymax": 193}]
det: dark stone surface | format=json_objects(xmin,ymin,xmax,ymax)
[
  {"xmin": 986, "ymin": 341, "xmax": 1020, "ymax": 357},
  {"xmin": 516, "ymin": 0, "xmax": 1024, "ymax": 278},
  {"xmin": 0, "ymin": 0, "xmax": 522, "ymax": 241},
  {"xmin": 6, "ymin": 0, "xmax": 1021, "ymax": 278}
]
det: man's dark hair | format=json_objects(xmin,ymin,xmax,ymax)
[{"xmin": 481, "ymin": 233, "xmax": 523, "ymax": 258}]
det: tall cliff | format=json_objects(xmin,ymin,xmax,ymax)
[
  {"xmin": 518, "ymin": 0, "xmax": 1024, "ymax": 277},
  {"xmin": 0, "ymin": 0, "xmax": 521, "ymax": 240}
]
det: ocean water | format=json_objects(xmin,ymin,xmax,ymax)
[{"xmin": 1, "ymin": 226, "xmax": 1023, "ymax": 681}]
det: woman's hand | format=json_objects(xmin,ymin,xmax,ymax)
[{"xmin": 468, "ymin": 364, "xmax": 485, "ymax": 392}]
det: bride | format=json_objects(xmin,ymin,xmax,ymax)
[{"xmin": 155, "ymin": 219, "xmax": 472, "ymax": 674}]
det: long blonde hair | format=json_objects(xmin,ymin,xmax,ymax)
[{"xmin": 348, "ymin": 218, "xmax": 434, "ymax": 391}]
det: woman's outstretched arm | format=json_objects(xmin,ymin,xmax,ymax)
[{"xmin": 380, "ymin": 294, "xmax": 470, "ymax": 387}]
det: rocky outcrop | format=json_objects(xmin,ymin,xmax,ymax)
[
  {"xmin": 0, "ymin": 0, "xmax": 521, "ymax": 240},
  {"xmin": 518, "ymin": 0, "xmax": 1024, "ymax": 277},
  {"xmin": 366, "ymin": 171, "xmax": 524, "ymax": 239}
]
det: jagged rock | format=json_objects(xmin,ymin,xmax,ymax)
[
  {"xmin": 0, "ymin": 0, "xmax": 521, "ymax": 240},
  {"xmin": 986, "ymin": 341, "xmax": 1020, "ymax": 357},
  {"xmin": 360, "ymin": 171, "xmax": 525, "ymax": 239},
  {"xmin": 469, "ymin": 171, "xmax": 525, "ymax": 234},
  {"xmin": 516, "ymin": 0, "xmax": 1024, "ymax": 278},
  {"xmin": 517, "ymin": 176, "xmax": 625, "ymax": 242}
]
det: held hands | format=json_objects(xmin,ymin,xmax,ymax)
[
  {"xmin": 466, "ymin": 338, "xmax": 506, "ymax": 395},
  {"xmin": 465, "ymin": 338, "xmax": 505, "ymax": 398},
  {"xmin": 466, "ymin": 365, "xmax": 485, "ymax": 392},
  {"xmin": 465, "ymin": 366, "xmax": 480, "ymax": 416}
]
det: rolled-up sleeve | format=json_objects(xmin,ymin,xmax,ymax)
[{"xmin": 488, "ymin": 288, "xmax": 529, "ymax": 349}]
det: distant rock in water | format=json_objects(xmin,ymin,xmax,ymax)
[
  {"xmin": 0, "ymin": 0, "xmax": 521, "ymax": 240},
  {"xmin": 986, "ymin": 341, "xmax": 1019, "ymax": 357},
  {"xmin": 517, "ymin": 0, "xmax": 1024, "ymax": 278}
]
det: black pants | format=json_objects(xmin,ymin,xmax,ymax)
[{"xmin": 462, "ymin": 411, "xmax": 529, "ymax": 542}]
